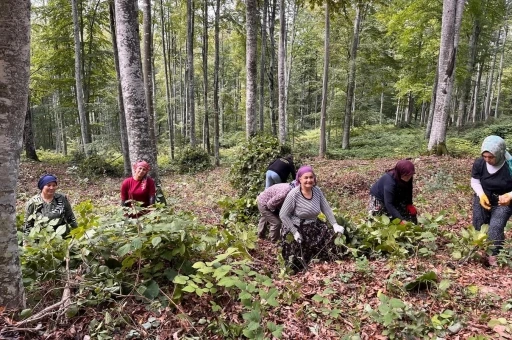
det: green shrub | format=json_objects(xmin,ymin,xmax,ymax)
[
  {"xmin": 228, "ymin": 134, "xmax": 292, "ymax": 197},
  {"xmin": 71, "ymin": 152, "xmax": 123, "ymax": 178},
  {"xmin": 175, "ymin": 146, "xmax": 212, "ymax": 174}
]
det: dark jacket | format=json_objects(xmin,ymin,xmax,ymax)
[
  {"xmin": 370, "ymin": 172, "xmax": 413, "ymax": 220},
  {"xmin": 268, "ymin": 157, "xmax": 296, "ymax": 182}
]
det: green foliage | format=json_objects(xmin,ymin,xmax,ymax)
[
  {"xmin": 228, "ymin": 135, "xmax": 292, "ymax": 197},
  {"xmin": 445, "ymin": 225, "xmax": 490, "ymax": 261},
  {"xmin": 175, "ymin": 146, "xmax": 212, "ymax": 174},
  {"xmin": 218, "ymin": 196, "xmax": 258, "ymax": 225},
  {"xmin": 70, "ymin": 152, "xmax": 123, "ymax": 178},
  {"xmin": 403, "ymin": 271, "xmax": 437, "ymax": 291}
]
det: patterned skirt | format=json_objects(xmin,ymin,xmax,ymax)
[
  {"xmin": 367, "ymin": 195, "xmax": 417, "ymax": 224},
  {"xmin": 281, "ymin": 219, "xmax": 343, "ymax": 273}
]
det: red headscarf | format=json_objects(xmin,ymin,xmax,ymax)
[{"xmin": 388, "ymin": 160, "xmax": 415, "ymax": 182}]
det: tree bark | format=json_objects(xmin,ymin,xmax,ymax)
[
  {"xmin": 425, "ymin": 70, "xmax": 438, "ymax": 139},
  {"xmin": 187, "ymin": 0, "xmax": 196, "ymax": 146},
  {"xmin": 494, "ymin": 26, "xmax": 508, "ymax": 118},
  {"xmin": 24, "ymin": 96, "xmax": 40, "ymax": 161},
  {"xmin": 114, "ymin": 0, "xmax": 158, "ymax": 172},
  {"xmin": 456, "ymin": 18, "xmax": 480, "ymax": 127},
  {"xmin": 109, "ymin": 0, "xmax": 131, "ymax": 176},
  {"xmin": 71, "ymin": 0, "xmax": 92, "ymax": 155},
  {"xmin": 427, "ymin": 0, "xmax": 465, "ymax": 152},
  {"xmin": 278, "ymin": 0, "xmax": 286, "ymax": 143},
  {"xmin": 342, "ymin": 3, "xmax": 363, "ymax": 150},
  {"xmin": 159, "ymin": 0, "xmax": 174, "ymax": 160},
  {"xmin": 202, "ymin": 0, "xmax": 210, "ymax": 153},
  {"xmin": 472, "ymin": 62, "xmax": 483, "ymax": 122},
  {"xmin": 246, "ymin": 0, "xmax": 258, "ymax": 138},
  {"xmin": 268, "ymin": 0, "xmax": 277, "ymax": 135},
  {"xmin": 484, "ymin": 32, "xmax": 498, "ymax": 121},
  {"xmin": 0, "ymin": 0, "xmax": 29, "ymax": 309},
  {"xmin": 141, "ymin": 0, "xmax": 158, "ymax": 166},
  {"xmin": 259, "ymin": 0, "xmax": 268, "ymax": 132},
  {"xmin": 214, "ymin": 0, "xmax": 220, "ymax": 166},
  {"xmin": 319, "ymin": 2, "xmax": 329, "ymax": 158}
]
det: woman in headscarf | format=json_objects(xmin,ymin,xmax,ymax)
[
  {"xmin": 24, "ymin": 174, "xmax": 78, "ymax": 236},
  {"xmin": 368, "ymin": 159, "xmax": 418, "ymax": 224},
  {"xmin": 120, "ymin": 160, "xmax": 156, "ymax": 208},
  {"xmin": 279, "ymin": 166, "xmax": 345, "ymax": 272},
  {"xmin": 471, "ymin": 135, "xmax": 512, "ymax": 266}
]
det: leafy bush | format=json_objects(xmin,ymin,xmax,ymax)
[
  {"xmin": 71, "ymin": 152, "xmax": 123, "ymax": 177},
  {"xmin": 175, "ymin": 146, "xmax": 212, "ymax": 174},
  {"xmin": 228, "ymin": 134, "xmax": 292, "ymax": 197}
]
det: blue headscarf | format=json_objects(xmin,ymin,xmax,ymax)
[
  {"xmin": 481, "ymin": 135, "xmax": 512, "ymax": 174},
  {"xmin": 38, "ymin": 174, "xmax": 58, "ymax": 190}
]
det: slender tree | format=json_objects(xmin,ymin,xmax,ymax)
[
  {"xmin": 0, "ymin": 0, "xmax": 29, "ymax": 309},
  {"xmin": 202, "ymin": 0, "xmax": 210, "ymax": 153},
  {"xmin": 319, "ymin": 1, "xmax": 330, "ymax": 158},
  {"xmin": 246, "ymin": 0, "xmax": 258, "ymax": 138},
  {"xmin": 159, "ymin": 0, "xmax": 174, "ymax": 159},
  {"xmin": 109, "ymin": 0, "xmax": 131, "ymax": 176},
  {"xmin": 187, "ymin": 0, "xmax": 196, "ymax": 146},
  {"xmin": 428, "ymin": 0, "xmax": 465, "ymax": 152},
  {"xmin": 342, "ymin": 2, "xmax": 363, "ymax": 150},
  {"xmin": 114, "ymin": 0, "xmax": 157, "ymax": 171},
  {"xmin": 213, "ymin": 0, "xmax": 221, "ymax": 165},
  {"xmin": 24, "ymin": 96, "xmax": 40, "ymax": 161},
  {"xmin": 71, "ymin": 0, "xmax": 92, "ymax": 155},
  {"xmin": 278, "ymin": 0, "xmax": 287, "ymax": 143}
]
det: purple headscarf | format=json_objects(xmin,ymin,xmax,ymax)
[
  {"xmin": 296, "ymin": 165, "xmax": 317, "ymax": 185},
  {"xmin": 388, "ymin": 160, "xmax": 415, "ymax": 182}
]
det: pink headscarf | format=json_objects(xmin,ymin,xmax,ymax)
[
  {"xmin": 388, "ymin": 160, "xmax": 415, "ymax": 182},
  {"xmin": 296, "ymin": 165, "xmax": 317, "ymax": 185},
  {"xmin": 133, "ymin": 160, "xmax": 151, "ymax": 172}
]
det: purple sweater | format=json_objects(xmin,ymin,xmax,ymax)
[{"xmin": 257, "ymin": 183, "xmax": 292, "ymax": 211}]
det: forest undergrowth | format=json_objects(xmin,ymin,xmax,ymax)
[{"xmin": 4, "ymin": 126, "xmax": 512, "ymax": 339}]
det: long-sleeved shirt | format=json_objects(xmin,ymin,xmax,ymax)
[
  {"xmin": 369, "ymin": 172, "xmax": 413, "ymax": 220},
  {"xmin": 24, "ymin": 193, "xmax": 78, "ymax": 234},
  {"xmin": 257, "ymin": 183, "xmax": 292, "ymax": 211},
  {"xmin": 471, "ymin": 157, "xmax": 512, "ymax": 204},
  {"xmin": 120, "ymin": 176, "xmax": 156, "ymax": 207},
  {"xmin": 268, "ymin": 158, "xmax": 296, "ymax": 183},
  {"xmin": 279, "ymin": 186, "xmax": 336, "ymax": 235}
]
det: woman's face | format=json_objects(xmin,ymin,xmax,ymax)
[
  {"xmin": 401, "ymin": 174, "xmax": 413, "ymax": 182},
  {"xmin": 299, "ymin": 172, "xmax": 315, "ymax": 189},
  {"xmin": 482, "ymin": 151, "xmax": 496, "ymax": 165},
  {"xmin": 41, "ymin": 182, "xmax": 57, "ymax": 197},
  {"xmin": 134, "ymin": 166, "xmax": 149, "ymax": 180}
]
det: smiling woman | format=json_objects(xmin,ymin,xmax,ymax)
[
  {"xmin": 24, "ymin": 174, "xmax": 78, "ymax": 236},
  {"xmin": 120, "ymin": 160, "xmax": 156, "ymax": 209}
]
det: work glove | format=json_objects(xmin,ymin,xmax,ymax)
[
  {"xmin": 333, "ymin": 223, "xmax": 345, "ymax": 234},
  {"xmin": 406, "ymin": 204, "xmax": 417, "ymax": 215},
  {"xmin": 479, "ymin": 194, "xmax": 491, "ymax": 210},
  {"xmin": 293, "ymin": 231, "xmax": 303, "ymax": 244}
]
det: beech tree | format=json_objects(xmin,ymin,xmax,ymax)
[
  {"xmin": 0, "ymin": 0, "xmax": 29, "ymax": 309},
  {"xmin": 427, "ymin": 0, "xmax": 465, "ymax": 153},
  {"xmin": 246, "ymin": 0, "xmax": 258, "ymax": 138},
  {"xmin": 114, "ymin": 0, "xmax": 158, "ymax": 174}
]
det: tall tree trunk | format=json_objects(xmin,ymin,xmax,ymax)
[
  {"xmin": 284, "ymin": 1, "xmax": 297, "ymax": 129},
  {"xmin": 0, "ymin": 0, "xmax": 29, "ymax": 309},
  {"xmin": 72, "ymin": 0, "xmax": 91, "ymax": 155},
  {"xmin": 379, "ymin": 90, "xmax": 384, "ymax": 124},
  {"xmin": 142, "ymin": 0, "xmax": 158, "ymax": 166},
  {"xmin": 342, "ymin": 3, "xmax": 362, "ymax": 150},
  {"xmin": 278, "ymin": 0, "xmax": 286, "ymax": 143},
  {"xmin": 259, "ymin": 0, "xmax": 268, "ymax": 132},
  {"xmin": 214, "ymin": 0, "xmax": 220, "ymax": 166},
  {"xmin": 24, "ymin": 96, "xmax": 40, "ymax": 161},
  {"xmin": 425, "ymin": 70, "xmax": 438, "ymax": 139},
  {"xmin": 246, "ymin": 0, "xmax": 258, "ymax": 138},
  {"xmin": 456, "ymin": 18, "xmax": 480, "ymax": 127},
  {"xmin": 187, "ymin": 0, "xmax": 196, "ymax": 146},
  {"xmin": 494, "ymin": 26, "xmax": 508, "ymax": 118},
  {"xmin": 484, "ymin": 32, "xmax": 498, "ymax": 120},
  {"xmin": 268, "ymin": 0, "xmax": 277, "ymax": 135},
  {"xmin": 319, "ymin": 2, "xmax": 329, "ymax": 158},
  {"xmin": 159, "ymin": 0, "xmax": 174, "ymax": 160},
  {"xmin": 427, "ymin": 0, "xmax": 465, "ymax": 152},
  {"xmin": 395, "ymin": 97, "xmax": 401, "ymax": 126},
  {"xmin": 109, "ymin": 0, "xmax": 131, "ymax": 176},
  {"xmin": 114, "ymin": 0, "xmax": 158, "ymax": 174},
  {"xmin": 472, "ymin": 62, "xmax": 483, "ymax": 122},
  {"xmin": 202, "ymin": 0, "xmax": 210, "ymax": 153}
]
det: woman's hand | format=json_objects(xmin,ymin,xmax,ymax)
[
  {"xmin": 479, "ymin": 194, "xmax": 491, "ymax": 210},
  {"xmin": 499, "ymin": 193, "xmax": 512, "ymax": 206},
  {"xmin": 293, "ymin": 231, "xmax": 303, "ymax": 244},
  {"xmin": 333, "ymin": 223, "xmax": 344, "ymax": 234}
]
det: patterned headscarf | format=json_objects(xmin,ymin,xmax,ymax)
[
  {"xmin": 38, "ymin": 174, "xmax": 58, "ymax": 190},
  {"xmin": 296, "ymin": 165, "xmax": 317, "ymax": 185}
]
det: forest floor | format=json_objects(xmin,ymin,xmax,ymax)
[{"xmin": 10, "ymin": 155, "xmax": 512, "ymax": 339}]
